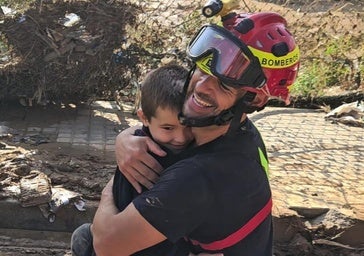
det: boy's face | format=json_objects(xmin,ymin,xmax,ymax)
[{"xmin": 137, "ymin": 107, "xmax": 194, "ymax": 153}]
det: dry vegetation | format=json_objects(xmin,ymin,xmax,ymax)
[{"xmin": 0, "ymin": 0, "xmax": 362, "ymax": 108}]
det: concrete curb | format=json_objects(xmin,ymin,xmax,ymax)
[{"xmin": 0, "ymin": 199, "xmax": 97, "ymax": 233}]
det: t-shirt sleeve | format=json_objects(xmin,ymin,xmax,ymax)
[{"xmin": 132, "ymin": 159, "xmax": 213, "ymax": 242}]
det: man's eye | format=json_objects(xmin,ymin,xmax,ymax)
[{"xmin": 162, "ymin": 127, "xmax": 173, "ymax": 131}]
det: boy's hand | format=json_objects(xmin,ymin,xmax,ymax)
[{"xmin": 115, "ymin": 126, "xmax": 166, "ymax": 193}]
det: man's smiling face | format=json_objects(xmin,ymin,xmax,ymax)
[{"xmin": 182, "ymin": 68, "xmax": 243, "ymax": 120}]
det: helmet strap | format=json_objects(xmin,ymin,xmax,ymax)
[
  {"xmin": 182, "ymin": 65, "xmax": 196, "ymax": 97},
  {"xmin": 178, "ymin": 108, "xmax": 235, "ymax": 127},
  {"xmin": 226, "ymin": 94, "xmax": 252, "ymax": 135},
  {"xmin": 226, "ymin": 91, "xmax": 267, "ymax": 135}
]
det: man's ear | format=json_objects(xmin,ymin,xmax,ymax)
[{"xmin": 137, "ymin": 109, "xmax": 149, "ymax": 126}]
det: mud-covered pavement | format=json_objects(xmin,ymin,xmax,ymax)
[
  {"xmin": 0, "ymin": 102, "xmax": 126, "ymax": 256},
  {"xmin": 1, "ymin": 100, "xmax": 363, "ymax": 255}
]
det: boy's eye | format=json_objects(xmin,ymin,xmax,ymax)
[{"xmin": 161, "ymin": 126, "xmax": 174, "ymax": 131}]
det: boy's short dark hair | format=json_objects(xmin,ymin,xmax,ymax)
[{"xmin": 141, "ymin": 64, "xmax": 188, "ymax": 121}]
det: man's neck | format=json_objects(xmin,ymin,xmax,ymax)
[
  {"xmin": 192, "ymin": 114, "xmax": 247, "ymax": 146},
  {"xmin": 192, "ymin": 125, "xmax": 229, "ymax": 146}
]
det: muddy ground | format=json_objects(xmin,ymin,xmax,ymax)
[
  {"xmin": 0, "ymin": 0, "xmax": 363, "ymax": 255},
  {"xmin": 1, "ymin": 102, "xmax": 363, "ymax": 256}
]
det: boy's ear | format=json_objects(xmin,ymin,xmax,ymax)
[{"xmin": 137, "ymin": 109, "xmax": 149, "ymax": 126}]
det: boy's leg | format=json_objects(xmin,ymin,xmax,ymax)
[{"xmin": 71, "ymin": 223, "xmax": 96, "ymax": 256}]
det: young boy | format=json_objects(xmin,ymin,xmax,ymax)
[
  {"xmin": 113, "ymin": 64, "xmax": 194, "ymax": 212},
  {"xmin": 71, "ymin": 64, "xmax": 194, "ymax": 256}
]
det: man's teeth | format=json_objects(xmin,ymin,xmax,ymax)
[{"xmin": 194, "ymin": 94, "xmax": 212, "ymax": 107}]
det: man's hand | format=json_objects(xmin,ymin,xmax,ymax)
[
  {"xmin": 93, "ymin": 177, "xmax": 167, "ymax": 255},
  {"xmin": 101, "ymin": 177, "xmax": 115, "ymax": 197},
  {"xmin": 115, "ymin": 126, "xmax": 166, "ymax": 193}
]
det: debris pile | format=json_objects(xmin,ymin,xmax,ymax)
[
  {"xmin": 0, "ymin": 0, "xmax": 140, "ymax": 104},
  {"xmin": 325, "ymin": 100, "xmax": 364, "ymax": 127}
]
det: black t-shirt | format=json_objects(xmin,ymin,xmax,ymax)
[
  {"xmin": 133, "ymin": 119, "xmax": 272, "ymax": 256},
  {"xmin": 112, "ymin": 126, "xmax": 188, "ymax": 256},
  {"xmin": 113, "ymin": 126, "xmax": 181, "ymax": 210}
]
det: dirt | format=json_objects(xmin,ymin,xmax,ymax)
[
  {"xmin": 0, "ymin": 0, "xmax": 363, "ymax": 255},
  {"xmin": 0, "ymin": 103, "xmax": 117, "ymax": 202},
  {"xmin": 1, "ymin": 100, "xmax": 363, "ymax": 256},
  {"xmin": 0, "ymin": 103, "xmax": 117, "ymax": 255}
]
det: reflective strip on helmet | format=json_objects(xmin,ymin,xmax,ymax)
[
  {"xmin": 249, "ymin": 46, "xmax": 300, "ymax": 69},
  {"xmin": 258, "ymin": 147, "xmax": 269, "ymax": 178},
  {"xmin": 196, "ymin": 54, "xmax": 214, "ymax": 76}
]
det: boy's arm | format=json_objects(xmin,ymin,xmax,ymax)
[
  {"xmin": 92, "ymin": 178, "xmax": 167, "ymax": 256},
  {"xmin": 115, "ymin": 126, "xmax": 167, "ymax": 193}
]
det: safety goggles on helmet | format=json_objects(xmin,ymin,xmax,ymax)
[{"xmin": 187, "ymin": 24, "xmax": 266, "ymax": 88}]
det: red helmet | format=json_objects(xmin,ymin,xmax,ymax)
[
  {"xmin": 223, "ymin": 12, "xmax": 300, "ymax": 105},
  {"xmin": 189, "ymin": 12, "xmax": 300, "ymax": 107}
]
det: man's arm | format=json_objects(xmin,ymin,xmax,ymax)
[
  {"xmin": 115, "ymin": 126, "xmax": 166, "ymax": 192},
  {"xmin": 92, "ymin": 178, "xmax": 166, "ymax": 256}
]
